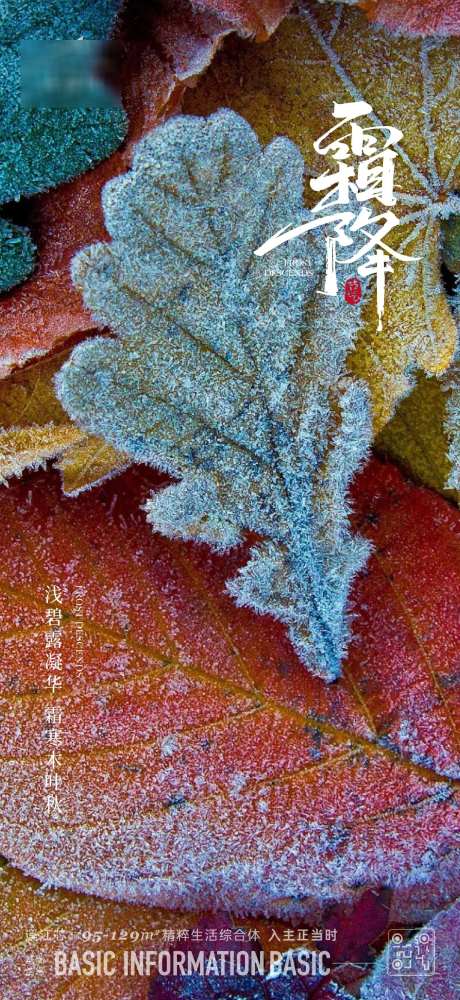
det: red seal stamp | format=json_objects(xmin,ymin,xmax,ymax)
[{"xmin": 344, "ymin": 277, "xmax": 362, "ymax": 304}]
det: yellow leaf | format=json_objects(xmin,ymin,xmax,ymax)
[
  {"xmin": 184, "ymin": 2, "xmax": 460, "ymax": 430},
  {"xmin": 56, "ymin": 434, "xmax": 130, "ymax": 496},
  {"xmin": 376, "ymin": 371, "xmax": 460, "ymax": 503},
  {"xmin": 0, "ymin": 351, "xmax": 66, "ymax": 428},
  {"xmin": 0, "ymin": 348, "xmax": 129, "ymax": 494},
  {"xmin": 0, "ymin": 423, "xmax": 82, "ymax": 485}
]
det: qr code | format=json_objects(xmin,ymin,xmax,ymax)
[{"xmin": 387, "ymin": 929, "xmax": 436, "ymax": 977}]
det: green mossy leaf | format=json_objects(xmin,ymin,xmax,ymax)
[{"xmin": 0, "ymin": 0, "xmax": 127, "ymax": 291}]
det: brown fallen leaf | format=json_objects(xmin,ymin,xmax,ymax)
[
  {"xmin": 0, "ymin": 348, "xmax": 129, "ymax": 494},
  {"xmin": 183, "ymin": 2, "xmax": 460, "ymax": 431},
  {"xmin": 0, "ymin": 458, "xmax": 458, "ymax": 919},
  {"xmin": 0, "ymin": 0, "xmax": 291, "ymax": 378}
]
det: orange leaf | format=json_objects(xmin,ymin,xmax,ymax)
[
  {"xmin": 0, "ymin": 863, "xmax": 192, "ymax": 998},
  {"xmin": 0, "ymin": 458, "xmax": 458, "ymax": 919},
  {"xmin": 0, "ymin": 1, "xmax": 290, "ymax": 379}
]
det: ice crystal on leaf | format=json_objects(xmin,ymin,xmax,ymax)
[{"xmin": 57, "ymin": 109, "xmax": 372, "ymax": 682}]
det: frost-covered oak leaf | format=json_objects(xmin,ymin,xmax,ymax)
[
  {"xmin": 56, "ymin": 109, "xmax": 372, "ymax": 682},
  {"xmin": 0, "ymin": 0, "xmax": 127, "ymax": 293},
  {"xmin": 0, "ymin": 348, "xmax": 129, "ymax": 494},
  {"xmin": 184, "ymin": 2, "xmax": 460, "ymax": 431},
  {"xmin": 0, "ymin": 459, "xmax": 459, "ymax": 918}
]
